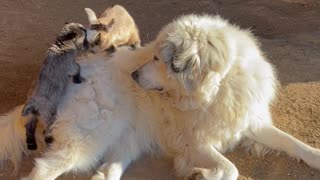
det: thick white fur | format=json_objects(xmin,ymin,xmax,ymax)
[{"xmin": 0, "ymin": 14, "xmax": 319, "ymax": 180}]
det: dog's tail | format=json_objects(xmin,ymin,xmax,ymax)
[{"xmin": 0, "ymin": 105, "xmax": 28, "ymax": 173}]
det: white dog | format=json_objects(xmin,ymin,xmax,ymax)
[{"xmin": 0, "ymin": 14, "xmax": 319, "ymax": 180}]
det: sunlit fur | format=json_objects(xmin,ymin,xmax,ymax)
[
  {"xmin": 134, "ymin": 14, "xmax": 320, "ymax": 179},
  {"xmin": 0, "ymin": 14, "xmax": 319, "ymax": 180}
]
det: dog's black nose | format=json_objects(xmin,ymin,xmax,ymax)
[{"xmin": 131, "ymin": 71, "xmax": 139, "ymax": 81}]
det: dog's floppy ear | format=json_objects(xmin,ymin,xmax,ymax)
[
  {"xmin": 161, "ymin": 42, "xmax": 183, "ymax": 73},
  {"xmin": 162, "ymin": 42, "xmax": 186, "ymax": 73},
  {"xmin": 161, "ymin": 40, "xmax": 199, "ymax": 74},
  {"xmin": 161, "ymin": 42, "xmax": 181, "ymax": 73},
  {"xmin": 84, "ymin": 8, "xmax": 97, "ymax": 24},
  {"xmin": 161, "ymin": 39, "xmax": 201, "ymax": 92}
]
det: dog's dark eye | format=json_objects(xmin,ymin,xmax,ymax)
[{"xmin": 154, "ymin": 56, "xmax": 159, "ymax": 61}]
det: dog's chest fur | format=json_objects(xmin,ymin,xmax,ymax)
[{"xmin": 146, "ymin": 91, "xmax": 248, "ymax": 155}]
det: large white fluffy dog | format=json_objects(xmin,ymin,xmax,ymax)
[{"xmin": 1, "ymin": 14, "xmax": 320, "ymax": 180}]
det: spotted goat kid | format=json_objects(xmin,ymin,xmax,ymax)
[{"xmin": 85, "ymin": 5, "xmax": 141, "ymax": 53}]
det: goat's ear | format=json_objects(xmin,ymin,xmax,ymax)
[
  {"xmin": 84, "ymin": 8, "xmax": 97, "ymax": 24},
  {"xmin": 64, "ymin": 22, "xmax": 69, "ymax": 25},
  {"xmin": 103, "ymin": 19, "xmax": 114, "ymax": 32}
]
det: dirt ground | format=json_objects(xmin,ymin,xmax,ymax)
[{"xmin": 0, "ymin": 0, "xmax": 320, "ymax": 179}]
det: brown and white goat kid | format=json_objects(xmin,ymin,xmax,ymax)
[{"xmin": 85, "ymin": 5, "xmax": 141, "ymax": 53}]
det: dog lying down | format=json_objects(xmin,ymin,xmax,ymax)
[{"xmin": 0, "ymin": 14, "xmax": 319, "ymax": 180}]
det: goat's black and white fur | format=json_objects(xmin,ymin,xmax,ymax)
[{"xmin": 21, "ymin": 22, "xmax": 88, "ymax": 150}]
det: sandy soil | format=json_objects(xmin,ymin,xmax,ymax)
[{"xmin": 0, "ymin": 0, "xmax": 320, "ymax": 179}]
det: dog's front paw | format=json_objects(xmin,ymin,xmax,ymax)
[{"xmin": 91, "ymin": 172, "xmax": 106, "ymax": 180}]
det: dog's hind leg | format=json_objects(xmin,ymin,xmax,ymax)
[
  {"xmin": 22, "ymin": 122, "xmax": 97, "ymax": 180},
  {"xmin": 91, "ymin": 130, "xmax": 143, "ymax": 180},
  {"xmin": 247, "ymin": 124, "xmax": 320, "ymax": 170},
  {"xmin": 21, "ymin": 143, "xmax": 80, "ymax": 180},
  {"xmin": 174, "ymin": 144, "xmax": 238, "ymax": 180},
  {"xmin": 22, "ymin": 154, "xmax": 72, "ymax": 180},
  {"xmin": 22, "ymin": 135, "xmax": 100, "ymax": 180}
]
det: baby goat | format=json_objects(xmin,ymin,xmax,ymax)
[
  {"xmin": 21, "ymin": 22, "xmax": 88, "ymax": 150},
  {"xmin": 85, "ymin": 5, "xmax": 141, "ymax": 53}
]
